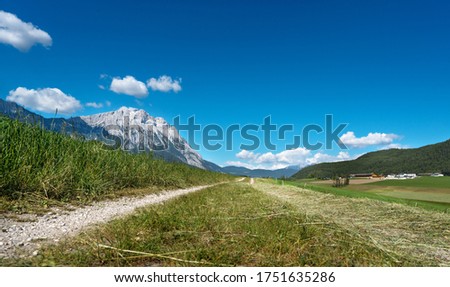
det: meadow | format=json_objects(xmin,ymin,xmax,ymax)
[
  {"xmin": 3, "ymin": 181, "xmax": 429, "ymax": 267},
  {"xmin": 286, "ymin": 177, "xmax": 450, "ymax": 213},
  {"xmin": 367, "ymin": 176, "xmax": 450, "ymax": 189}
]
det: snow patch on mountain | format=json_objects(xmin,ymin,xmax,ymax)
[{"xmin": 80, "ymin": 107, "xmax": 206, "ymax": 169}]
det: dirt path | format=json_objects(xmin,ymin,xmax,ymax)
[
  {"xmin": 0, "ymin": 184, "xmax": 217, "ymax": 259},
  {"xmin": 253, "ymin": 181, "xmax": 450, "ymax": 266}
]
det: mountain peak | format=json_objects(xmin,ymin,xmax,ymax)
[
  {"xmin": 76, "ymin": 106, "xmax": 209, "ymax": 169},
  {"xmin": 115, "ymin": 106, "xmax": 149, "ymax": 116},
  {"xmin": 81, "ymin": 106, "xmax": 153, "ymax": 122},
  {"xmin": 117, "ymin": 106, "xmax": 139, "ymax": 112}
]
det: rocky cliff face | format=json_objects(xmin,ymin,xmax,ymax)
[{"xmin": 80, "ymin": 106, "xmax": 208, "ymax": 169}]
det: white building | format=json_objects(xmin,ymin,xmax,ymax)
[
  {"xmin": 431, "ymin": 173, "xmax": 444, "ymax": 177},
  {"xmin": 386, "ymin": 173, "xmax": 417, "ymax": 180}
]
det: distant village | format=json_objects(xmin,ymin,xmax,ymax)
[{"xmin": 349, "ymin": 173, "xmax": 444, "ymax": 180}]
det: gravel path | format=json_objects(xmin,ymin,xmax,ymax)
[{"xmin": 0, "ymin": 184, "xmax": 214, "ymax": 259}]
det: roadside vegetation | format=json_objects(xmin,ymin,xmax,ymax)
[
  {"xmin": 4, "ymin": 182, "xmax": 422, "ymax": 267},
  {"xmin": 0, "ymin": 117, "xmax": 232, "ymax": 213}
]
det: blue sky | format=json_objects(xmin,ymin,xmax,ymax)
[{"xmin": 1, "ymin": 0, "xmax": 449, "ymax": 169}]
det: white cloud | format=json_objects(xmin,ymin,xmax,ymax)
[
  {"xmin": 273, "ymin": 148, "xmax": 311, "ymax": 164},
  {"xmin": 236, "ymin": 150, "xmax": 258, "ymax": 160},
  {"xmin": 255, "ymin": 152, "xmax": 278, "ymax": 164},
  {"xmin": 85, "ymin": 102, "xmax": 103, "ymax": 108},
  {"xmin": 231, "ymin": 148, "xmax": 357, "ymax": 170},
  {"xmin": 340, "ymin": 131, "xmax": 400, "ymax": 148},
  {"xmin": 6, "ymin": 87, "xmax": 82, "ymax": 114},
  {"xmin": 232, "ymin": 148, "xmax": 310, "ymax": 169},
  {"xmin": 110, "ymin": 76, "xmax": 148, "ymax": 98},
  {"xmin": 0, "ymin": 10, "xmax": 52, "ymax": 52},
  {"xmin": 147, "ymin": 75, "xmax": 182, "ymax": 93},
  {"xmin": 232, "ymin": 130, "xmax": 403, "ymax": 169},
  {"xmin": 306, "ymin": 151, "xmax": 351, "ymax": 165},
  {"xmin": 105, "ymin": 100, "xmax": 111, "ymax": 107},
  {"xmin": 224, "ymin": 161, "xmax": 257, "ymax": 169}
]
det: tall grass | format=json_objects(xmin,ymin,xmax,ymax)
[{"xmin": 0, "ymin": 117, "xmax": 231, "ymax": 203}]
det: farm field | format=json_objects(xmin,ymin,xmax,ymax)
[
  {"xmin": 367, "ymin": 176, "xmax": 450, "ymax": 189},
  {"xmin": 349, "ymin": 177, "xmax": 450, "ymax": 205},
  {"xmin": 289, "ymin": 177, "xmax": 450, "ymax": 212}
]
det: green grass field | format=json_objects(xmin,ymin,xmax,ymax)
[
  {"xmin": 375, "ymin": 190, "xmax": 450, "ymax": 204},
  {"xmin": 286, "ymin": 178, "xmax": 450, "ymax": 213},
  {"xmin": 366, "ymin": 176, "xmax": 450, "ymax": 189},
  {"xmin": 4, "ymin": 182, "xmax": 426, "ymax": 267}
]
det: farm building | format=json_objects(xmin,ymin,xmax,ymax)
[
  {"xmin": 350, "ymin": 173, "xmax": 382, "ymax": 178},
  {"xmin": 386, "ymin": 174, "xmax": 417, "ymax": 179},
  {"xmin": 431, "ymin": 173, "xmax": 444, "ymax": 177}
]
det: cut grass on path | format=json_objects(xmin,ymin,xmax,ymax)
[
  {"xmin": 253, "ymin": 180, "xmax": 450, "ymax": 266},
  {"xmin": 2, "ymin": 182, "xmax": 421, "ymax": 267}
]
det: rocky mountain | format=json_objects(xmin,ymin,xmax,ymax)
[
  {"xmin": 79, "ymin": 106, "xmax": 212, "ymax": 169},
  {"xmin": 0, "ymin": 99, "xmax": 215, "ymax": 170}
]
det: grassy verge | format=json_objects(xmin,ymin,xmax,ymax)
[
  {"xmin": 0, "ymin": 117, "xmax": 232, "ymax": 213},
  {"xmin": 5, "ymin": 182, "xmax": 421, "ymax": 266},
  {"xmin": 284, "ymin": 180, "xmax": 450, "ymax": 213}
]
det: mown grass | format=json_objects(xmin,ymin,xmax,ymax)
[
  {"xmin": 6, "ymin": 182, "xmax": 421, "ymax": 267},
  {"xmin": 284, "ymin": 180, "xmax": 450, "ymax": 213},
  {"xmin": 0, "ymin": 117, "xmax": 232, "ymax": 213},
  {"xmin": 253, "ymin": 180, "xmax": 450, "ymax": 266}
]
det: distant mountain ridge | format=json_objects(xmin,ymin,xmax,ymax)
[
  {"xmin": 0, "ymin": 99, "xmax": 103, "ymax": 138},
  {"xmin": 221, "ymin": 165, "xmax": 300, "ymax": 178},
  {"xmin": 292, "ymin": 140, "xmax": 450, "ymax": 179}
]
